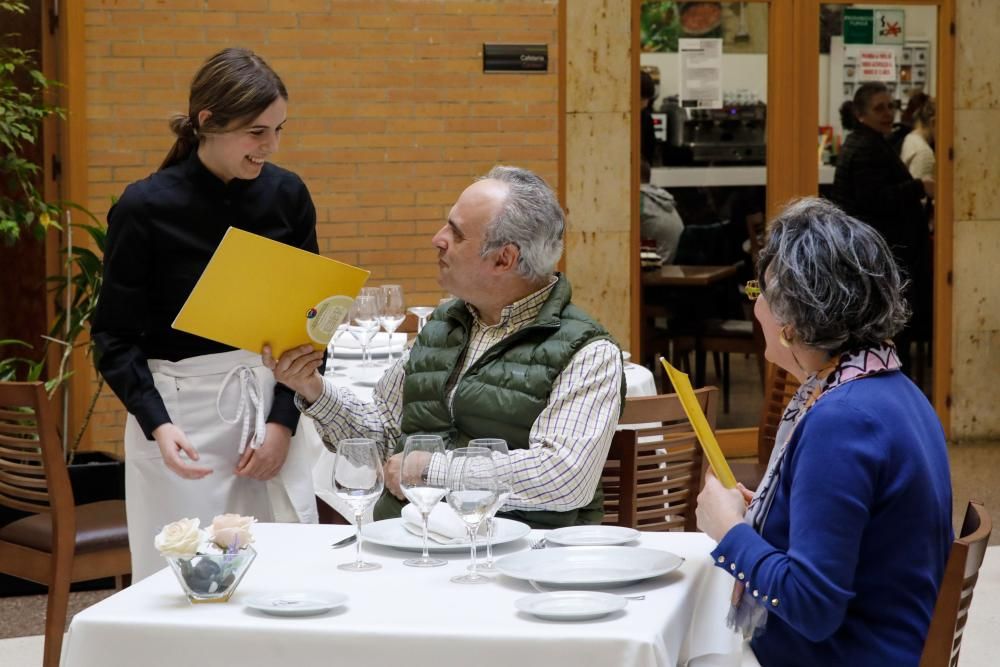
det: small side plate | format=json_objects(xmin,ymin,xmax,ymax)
[
  {"xmin": 546, "ymin": 525, "xmax": 641, "ymax": 547},
  {"xmin": 245, "ymin": 591, "xmax": 348, "ymax": 617},
  {"xmin": 515, "ymin": 591, "xmax": 626, "ymax": 621}
]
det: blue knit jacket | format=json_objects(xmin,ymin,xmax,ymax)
[{"xmin": 712, "ymin": 371, "xmax": 953, "ymax": 666}]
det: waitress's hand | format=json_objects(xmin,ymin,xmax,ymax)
[
  {"xmin": 235, "ymin": 422, "xmax": 291, "ymax": 481},
  {"xmin": 262, "ymin": 344, "xmax": 325, "ymax": 405},
  {"xmin": 696, "ymin": 472, "xmax": 748, "ymax": 542},
  {"xmin": 152, "ymin": 423, "xmax": 212, "ymax": 479}
]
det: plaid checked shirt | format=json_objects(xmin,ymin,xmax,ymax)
[{"xmin": 297, "ymin": 279, "xmax": 623, "ymax": 513}]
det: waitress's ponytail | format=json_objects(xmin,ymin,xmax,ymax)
[{"xmin": 159, "ymin": 113, "xmax": 199, "ymax": 171}]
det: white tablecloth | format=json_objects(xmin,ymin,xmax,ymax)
[
  {"xmin": 63, "ymin": 524, "xmax": 741, "ymax": 667},
  {"xmin": 313, "ymin": 356, "xmax": 656, "ymax": 520}
]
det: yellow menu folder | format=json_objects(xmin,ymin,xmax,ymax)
[
  {"xmin": 660, "ymin": 359, "xmax": 738, "ymax": 489},
  {"xmin": 172, "ymin": 227, "xmax": 370, "ymax": 357}
]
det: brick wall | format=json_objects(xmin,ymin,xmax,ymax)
[{"xmin": 80, "ymin": 0, "xmax": 559, "ymax": 455}]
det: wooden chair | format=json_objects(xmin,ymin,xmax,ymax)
[
  {"xmin": 920, "ymin": 501, "xmax": 992, "ymax": 667},
  {"xmin": 0, "ymin": 382, "xmax": 131, "ymax": 667},
  {"xmin": 730, "ymin": 363, "xmax": 800, "ymax": 490},
  {"xmin": 602, "ymin": 387, "xmax": 719, "ymax": 531}
]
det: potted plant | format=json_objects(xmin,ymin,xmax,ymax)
[{"xmin": 0, "ymin": 0, "xmax": 121, "ymax": 595}]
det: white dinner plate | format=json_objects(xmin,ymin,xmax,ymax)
[
  {"xmin": 546, "ymin": 525, "xmax": 641, "ymax": 547},
  {"xmin": 496, "ymin": 546, "xmax": 683, "ymax": 586},
  {"xmin": 514, "ymin": 591, "xmax": 626, "ymax": 621},
  {"xmin": 245, "ymin": 591, "xmax": 348, "ymax": 617},
  {"xmin": 361, "ymin": 517, "xmax": 531, "ymax": 553},
  {"xmin": 331, "ymin": 332, "xmax": 406, "ymax": 359}
]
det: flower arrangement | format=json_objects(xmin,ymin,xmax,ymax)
[{"xmin": 154, "ymin": 514, "xmax": 257, "ymax": 603}]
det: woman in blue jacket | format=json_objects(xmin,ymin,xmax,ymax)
[{"xmin": 696, "ymin": 197, "xmax": 953, "ymax": 666}]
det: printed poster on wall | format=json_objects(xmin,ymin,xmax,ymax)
[
  {"xmin": 857, "ymin": 48, "xmax": 897, "ymax": 82},
  {"xmin": 678, "ymin": 38, "xmax": 722, "ymax": 109}
]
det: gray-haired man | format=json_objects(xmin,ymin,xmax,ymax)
[{"xmin": 265, "ymin": 166, "xmax": 624, "ymax": 528}]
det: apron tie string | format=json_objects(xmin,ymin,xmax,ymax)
[{"xmin": 216, "ymin": 365, "xmax": 266, "ymax": 453}]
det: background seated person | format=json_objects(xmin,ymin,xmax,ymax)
[
  {"xmin": 696, "ymin": 198, "xmax": 952, "ymax": 666},
  {"xmin": 640, "ymin": 159, "xmax": 684, "ymax": 264},
  {"xmin": 266, "ymin": 166, "xmax": 625, "ymax": 528}
]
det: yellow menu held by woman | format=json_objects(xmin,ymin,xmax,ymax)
[
  {"xmin": 172, "ymin": 227, "xmax": 370, "ymax": 357},
  {"xmin": 660, "ymin": 359, "xmax": 738, "ymax": 489}
]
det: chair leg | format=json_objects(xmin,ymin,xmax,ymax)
[{"xmin": 43, "ymin": 555, "xmax": 73, "ymax": 667}]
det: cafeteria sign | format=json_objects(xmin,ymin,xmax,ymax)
[
  {"xmin": 857, "ymin": 48, "xmax": 897, "ymax": 82},
  {"xmin": 844, "ymin": 8, "xmax": 905, "ymax": 45}
]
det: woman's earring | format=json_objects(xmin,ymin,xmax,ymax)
[{"xmin": 779, "ymin": 328, "xmax": 793, "ymax": 348}]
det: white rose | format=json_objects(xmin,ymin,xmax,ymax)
[
  {"xmin": 210, "ymin": 514, "xmax": 255, "ymax": 551},
  {"xmin": 154, "ymin": 518, "xmax": 203, "ymax": 557}
]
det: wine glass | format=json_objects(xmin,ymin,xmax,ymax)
[
  {"xmin": 467, "ymin": 438, "xmax": 512, "ymax": 573},
  {"xmin": 407, "ymin": 306, "xmax": 435, "ymax": 334},
  {"xmin": 332, "ymin": 438, "xmax": 384, "ymax": 571},
  {"xmin": 325, "ymin": 323, "xmax": 349, "ymax": 376},
  {"xmin": 446, "ymin": 446, "xmax": 497, "ymax": 584},
  {"xmin": 399, "ymin": 435, "xmax": 448, "ymax": 568},
  {"xmin": 379, "ymin": 285, "xmax": 406, "ymax": 363},
  {"xmin": 348, "ymin": 294, "xmax": 379, "ymax": 367}
]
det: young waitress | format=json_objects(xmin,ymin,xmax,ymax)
[{"xmin": 92, "ymin": 48, "xmax": 320, "ymax": 580}]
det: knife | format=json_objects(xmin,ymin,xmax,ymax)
[{"xmin": 330, "ymin": 534, "xmax": 357, "ymax": 549}]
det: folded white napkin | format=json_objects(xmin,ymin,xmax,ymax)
[{"xmin": 401, "ymin": 502, "xmax": 480, "ymax": 544}]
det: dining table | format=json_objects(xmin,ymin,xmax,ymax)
[{"xmin": 61, "ymin": 522, "xmax": 743, "ymax": 667}]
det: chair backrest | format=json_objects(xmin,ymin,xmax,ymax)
[
  {"xmin": 0, "ymin": 382, "xmax": 73, "ymax": 516},
  {"xmin": 602, "ymin": 387, "xmax": 719, "ymax": 531},
  {"xmin": 920, "ymin": 501, "xmax": 992, "ymax": 667},
  {"xmin": 756, "ymin": 363, "xmax": 800, "ymax": 465}
]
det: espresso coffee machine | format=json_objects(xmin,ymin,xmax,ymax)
[{"xmin": 658, "ymin": 96, "xmax": 767, "ymax": 166}]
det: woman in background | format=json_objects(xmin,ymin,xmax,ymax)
[
  {"xmin": 832, "ymin": 82, "xmax": 932, "ymax": 374},
  {"xmin": 92, "ymin": 48, "xmax": 320, "ymax": 580},
  {"xmin": 901, "ymin": 98, "xmax": 936, "ymax": 182}
]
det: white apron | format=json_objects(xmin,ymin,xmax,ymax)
[{"xmin": 125, "ymin": 350, "xmax": 321, "ymax": 581}]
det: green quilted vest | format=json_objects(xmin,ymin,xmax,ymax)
[{"xmin": 372, "ymin": 274, "xmax": 626, "ymax": 528}]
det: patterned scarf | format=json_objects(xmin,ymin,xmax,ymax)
[{"xmin": 726, "ymin": 343, "xmax": 902, "ymax": 638}]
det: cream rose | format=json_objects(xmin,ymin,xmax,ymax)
[
  {"xmin": 210, "ymin": 514, "xmax": 255, "ymax": 551},
  {"xmin": 154, "ymin": 518, "xmax": 204, "ymax": 557}
]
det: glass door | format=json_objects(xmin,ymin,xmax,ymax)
[
  {"xmin": 814, "ymin": 1, "xmax": 953, "ymax": 421},
  {"xmin": 638, "ymin": 1, "xmax": 773, "ymax": 431}
]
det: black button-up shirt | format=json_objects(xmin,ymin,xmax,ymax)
[{"xmin": 92, "ymin": 151, "xmax": 318, "ymax": 439}]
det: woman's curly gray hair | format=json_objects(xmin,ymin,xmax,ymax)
[
  {"xmin": 758, "ymin": 197, "xmax": 910, "ymax": 353},
  {"xmin": 479, "ymin": 166, "xmax": 564, "ymax": 282}
]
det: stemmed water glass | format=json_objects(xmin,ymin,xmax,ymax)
[
  {"xmin": 379, "ymin": 285, "xmax": 406, "ymax": 363},
  {"xmin": 467, "ymin": 438, "xmax": 512, "ymax": 573},
  {"xmin": 446, "ymin": 446, "xmax": 497, "ymax": 584},
  {"xmin": 332, "ymin": 438, "xmax": 384, "ymax": 571},
  {"xmin": 407, "ymin": 306, "xmax": 435, "ymax": 334},
  {"xmin": 399, "ymin": 435, "xmax": 448, "ymax": 568},
  {"xmin": 326, "ymin": 323, "xmax": 349, "ymax": 376},
  {"xmin": 348, "ymin": 294, "xmax": 380, "ymax": 367}
]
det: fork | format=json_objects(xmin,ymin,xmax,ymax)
[{"xmin": 530, "ymin": 537, "xmax": 547, "ymax": 550}]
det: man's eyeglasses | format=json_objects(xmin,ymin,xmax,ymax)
[{"xmin": 745, "ymin": 280, "xmax": 761, "ymax": 301}]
